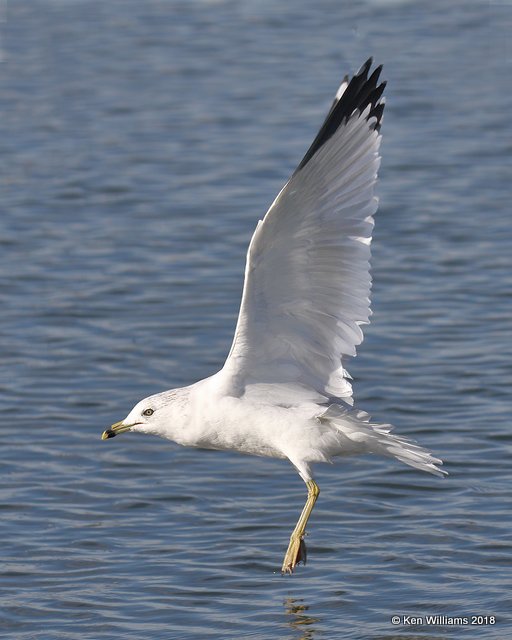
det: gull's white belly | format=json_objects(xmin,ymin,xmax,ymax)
[
  {"xmin": 191, "ymin": 400, "xmax": 296, "ymax": 459},
  {"xmin": 182, "ymin": 392, "xmax": 337, "ymax": 464}
]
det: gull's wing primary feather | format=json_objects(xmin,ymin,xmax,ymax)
[{"xmin": 220, "ymin": 59, "xmax": 386, "ymax": 403}]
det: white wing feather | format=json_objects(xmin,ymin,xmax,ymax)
[{"xmin": 219, "ymin": 62, "xmax": 385, "ymax": 404}]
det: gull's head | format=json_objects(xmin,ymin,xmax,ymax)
[{"xmin": 101, "ymin": 389, "xmax": 185, "ymax": 442}]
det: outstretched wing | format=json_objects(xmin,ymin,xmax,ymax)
[{"xmin": 219, "ymin": 59, "xmax": 386, "ymax": 404}]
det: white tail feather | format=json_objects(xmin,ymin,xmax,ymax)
[{"xmin": 320, "ymin": 405, "xmax": 447, "ymax": 477}]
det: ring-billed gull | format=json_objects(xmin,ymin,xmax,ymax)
[{"xmin": 102, "ymin": 59, "xmax": 446, "ymax": 574}]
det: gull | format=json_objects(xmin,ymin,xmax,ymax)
[{"xmin": 102, "ymin": 59, "xmax": 446, "ymax": 574}]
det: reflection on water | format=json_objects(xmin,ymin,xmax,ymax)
[
  {"xmin": 1, "ymin": 0, "xmax": 511, "ymax": 638},
  {"xmin": 284, "ymin": 598, "xmax": 321, "ymax": 640}
]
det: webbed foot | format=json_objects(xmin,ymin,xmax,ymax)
[{"xmin": 281, "ymin": 534, "xmax": 307, "ymax": 574}]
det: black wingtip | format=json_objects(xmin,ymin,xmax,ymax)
[
  {"xmin": 296, "ymin": 58, "xmax": 386, "ymax": 172},
  {"xmin": 357, "ymin": 57, "xmax": 373, "ymax": 76}
]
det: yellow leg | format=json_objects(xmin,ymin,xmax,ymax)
[{"xmin": 281, "ymin": 479, "xmax": 320, "ymax": 574}]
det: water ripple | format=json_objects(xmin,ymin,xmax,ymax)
[{"xmin": 1, "ymin": 0, "xmax": 511, "ymax": 638}]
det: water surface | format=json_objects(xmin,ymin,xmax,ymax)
[{"xmin": 1, "ymin": 1, "xmax": 511, "ymax": 638}]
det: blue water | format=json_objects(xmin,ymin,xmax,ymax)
[{"xmin": 1, "ymin": 1, "xmax": 511, "ymax": 638}]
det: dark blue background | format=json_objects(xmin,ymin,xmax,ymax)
[{"xmin": 1, "ymin": 1, "xmax": 511, "ymax": 638}]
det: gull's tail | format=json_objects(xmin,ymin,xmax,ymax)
[{"xmin": 320, "ymin": 404, "xmax": 447, "ymax": 477}]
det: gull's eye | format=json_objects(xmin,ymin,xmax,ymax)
[{"xmin": 142, "ymin": 408, "xmax": 154, "ymax": 417}]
